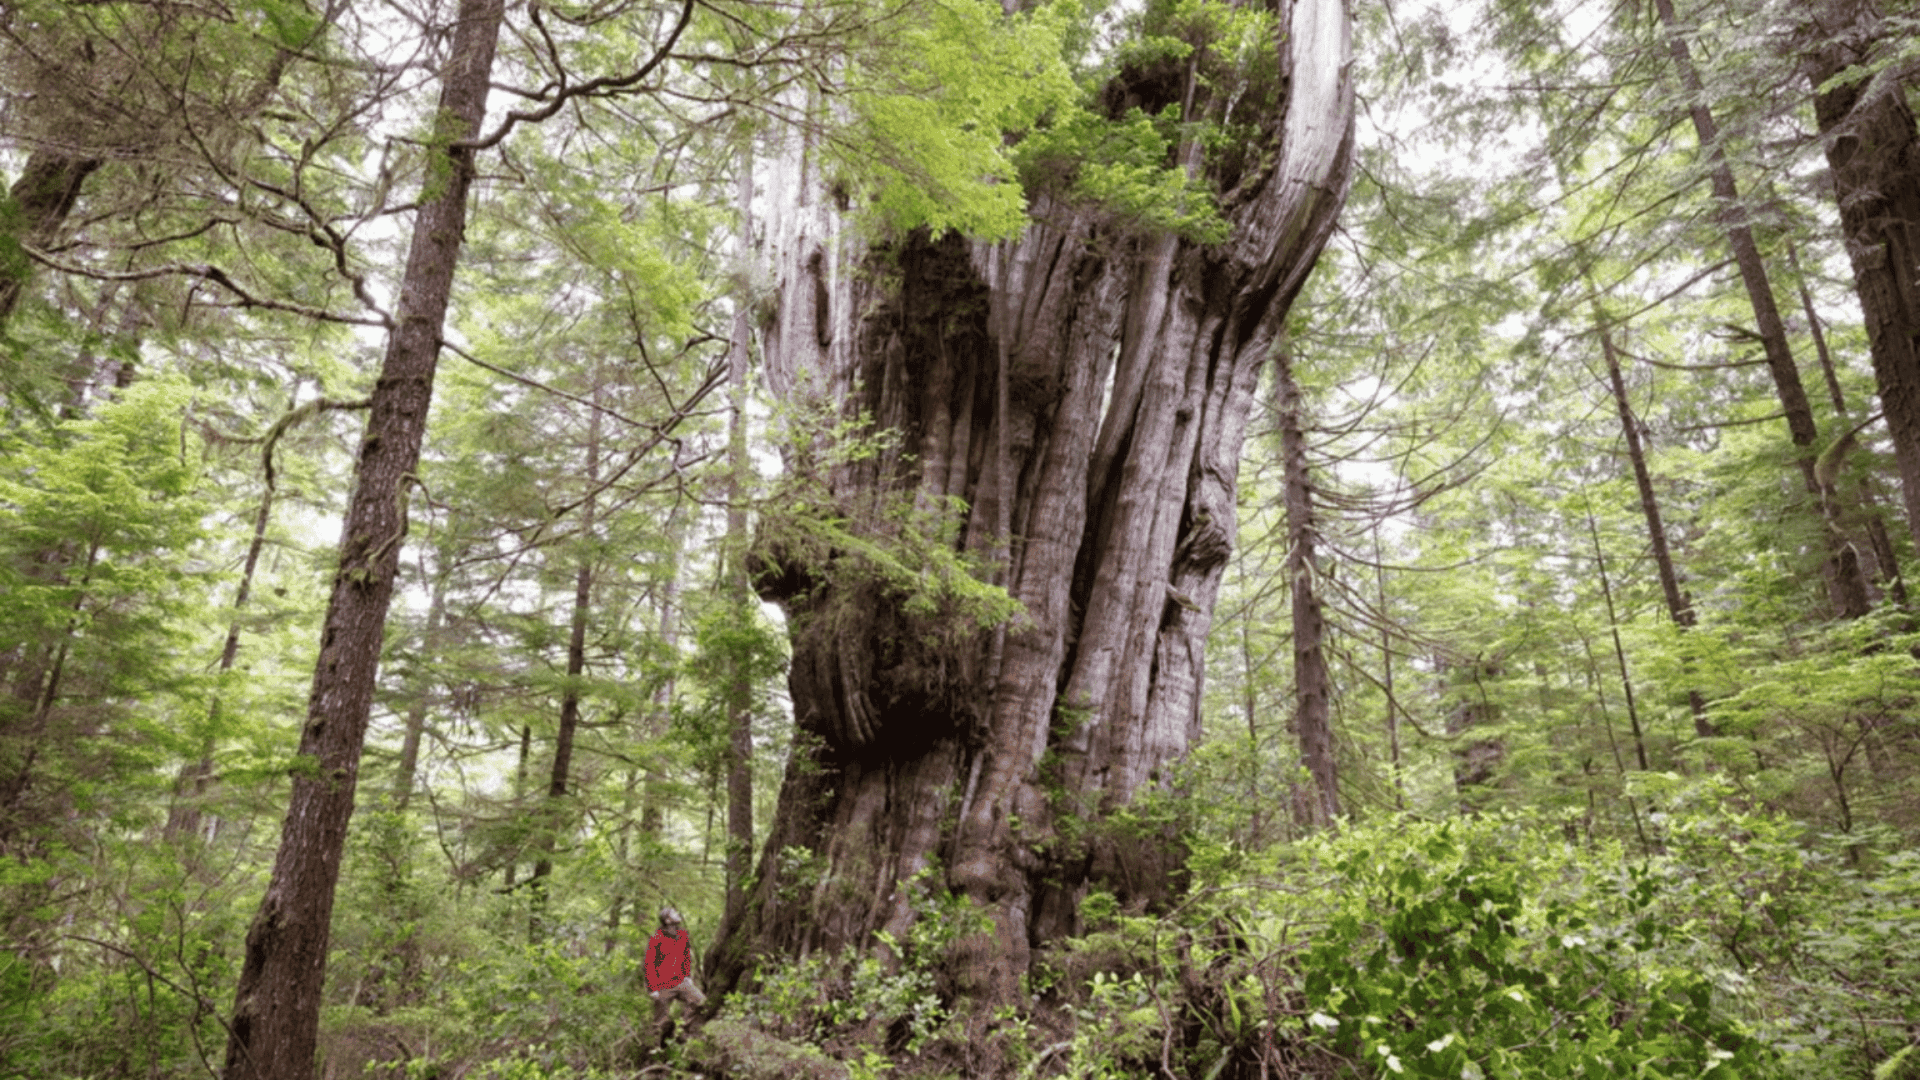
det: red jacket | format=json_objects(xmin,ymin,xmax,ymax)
[{"xmin": 645, "ymin": 927, "xmax": 692, "ymax": 992}]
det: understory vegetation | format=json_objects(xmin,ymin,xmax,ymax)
[
  {"xmin": 7, "ymin": 0, "xmax": 1920, "ymax": 1072},
  {"xmin": 14, "ymin": 795, "xmax": 1919, "ymax": 1079}
]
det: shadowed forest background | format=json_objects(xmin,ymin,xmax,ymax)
[{"xmin": 4, "ymin": 0, "xmax": 1920, "ymax": 1076}]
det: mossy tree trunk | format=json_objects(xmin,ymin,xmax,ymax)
[{"xmin": 709, "ymin": 0, "xmax": 1356, "ymax": 1019}]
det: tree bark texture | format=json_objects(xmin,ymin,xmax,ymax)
[
  {"xmin": 1803, "ymin": 0, "xmax": 1920, "ymax": 558},
  {"xmin": 714, "ymin": 0, "xmax": 1355, "ymax": 1013},
  {"xmin": 1653, "ymin": 0, "xmax": 1871, "ymax": 617},
  {"xmin": 1276, "ymin": 346, "xmax": 1339, "ymax": 828},
  {"xmin": 219, "ymin": 0, "xmax": 503, "ymax": 1075},
  {"xmin": 0, "ymin": 152, "xmax": 101, "ymax": 328}
]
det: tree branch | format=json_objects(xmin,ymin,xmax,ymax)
[
  {"xmin": 459, "ymin": 0, "xmax": 695, "ymax": 151},
  {"xmin": 20, "ymin": 245, "xmax": 389, "ymax": 327}
]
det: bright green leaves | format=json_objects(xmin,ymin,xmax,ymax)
[
  {"xmin": 1016, "ymin": 107, "xmax": 1229, "ymax": 241},
  {"xmin": 0, "ymin": 376, "xmax": 204, "ymax": 583},
  {"xmin": 675, "ymin": 600, "xmax": 790, "ymax": 781},
  {"xmin": 239, "ymin": 0, "xmax": 324, "ymax": 49},
  {"xmin": 1140, "ymin": 0, "xmax": 1280, "ymax": 113},
  {"xmin": 833, "ymin": 0, "xmax": 1262, "ymax": 243},
  {"xmin": 759, "ymin": 480, "xmax": 1025, "ymax": 636},
  {"xmin": 1055, "ymin": 809, "xmax": 1791, "ymax": 1079},
  {"xmin": 0, "ymin": 375, "xmax": 213, "ymax": 836},
  {"xmin": 841, "ymin": 0, "xmax": 1079, "ymax": 239},
  {"xmin": 1291, "ymin": 814, "xmax": 1781, "ymax": 1080},
  {"xmin": 1012, "ymin": 0, "xmax": 1275, "ymax": 242}
]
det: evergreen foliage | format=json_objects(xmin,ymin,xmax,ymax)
[{"xmin": 3, "ymin": 0, "xmax": 1920, "ymax": 1076}]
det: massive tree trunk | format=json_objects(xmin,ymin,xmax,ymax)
[
  {"xmin": 710, "ymin": 0, "xmax": 1355, "ymax": 1018},
  {"xmin": 219, "ymin": 0, "xmax": 503, "ymax": 1075},
  {"xmin": 1801, "ymin": 0, "xmax": 1920, "ymax": 557}
]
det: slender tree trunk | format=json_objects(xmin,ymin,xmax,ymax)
[
  {"xmin": 219, "ymin": 0, "xmax": 503, "ymax": 1074},
  {"xmin": 723, "ymin": 145, "xmax": 756, "ymax": 931},
  {"xmin": 1276, "ymin": 346, "xmax": 1338, "ymax": 828},
  {"xmin": 1575, "ymin": 627, "xmax": 1651, "ymax": 852},
  {"xmin": 166, "ymin": 481, "xmax": 276, "ymax": 846},
  {"xmin": 1595, "ymin": 319, "xmax": 1713, "ymax": 736},
  {"xmin": 506, "ymin": 723, "xmax": 532, "ymax": 893},
  {"xmin": 1235, "ymin": 586, "xmax": 1265, "ymax": 837},
  {"xmin": 1585, "ymin": 505, "xmax": 1651, "ymax": 771},
  {"xmin": 1788, "ymin": 239, "xmax": 1909, "ymax": 604},
  {"xmin": 641, "ymin": 512, "xmax": 686, "ymax": 845},
  {"xmin": 529, "ymin": 398, "xmax": 603, "ymax": 939},
  {"xmin": 1801, "ymin": 0, "xmax": 1920, "ymax": 558},
  {"xmin": 0, "ymin": 542, "xmax": 98, "ymax": 851},
  {"xmin": 1373, "ymin": 521, "xmax": 1404, "ymax": 811},
  {"xmin": 392, "ymin": 569, "xmax": 448, "ymax": 812},
  {"xmin": 715, "ymin": 0, "xmax": 1355, "ymax": 1020},
  {"xmin": 1653, "ymin": 0, "xmax": 1870, "ymax": 616}
]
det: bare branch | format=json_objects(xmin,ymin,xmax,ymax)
[
  {"xmin": 20, "ymin": 244, "xmax": 390, "ymax": 326},
  {"xmin": 460, "ymin": 0, "xmax": 695, "ymax": 151}
]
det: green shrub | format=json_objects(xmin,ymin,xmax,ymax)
[{"xmin": 1291, "ymin": 814, "xmax": 1777, "ymax": 1079}]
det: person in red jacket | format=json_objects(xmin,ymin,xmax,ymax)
[{"xmin": 644, "ymin": 906, "xmax": 706, "ymax": 1048}]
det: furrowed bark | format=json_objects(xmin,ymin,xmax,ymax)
[
  {"xmin": 1802, "ymin": 0, "xmax": 1920, "ymax": 559},
  {"xmin": 219, "ymin": 0, "xmax": 504, "ymax": 1074},
  {"xmin": 713, "ymin": 0, "xmax": 1355, "ymax": 1022}
]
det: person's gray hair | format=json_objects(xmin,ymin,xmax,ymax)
[{"xmin": 658, "ymin": 905, "xmax": 683, "ymax": 926}]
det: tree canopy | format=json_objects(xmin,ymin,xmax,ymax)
[{"xmin": 4, "ymin": 0, "xmax": 1920, "ymax": 1077}]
